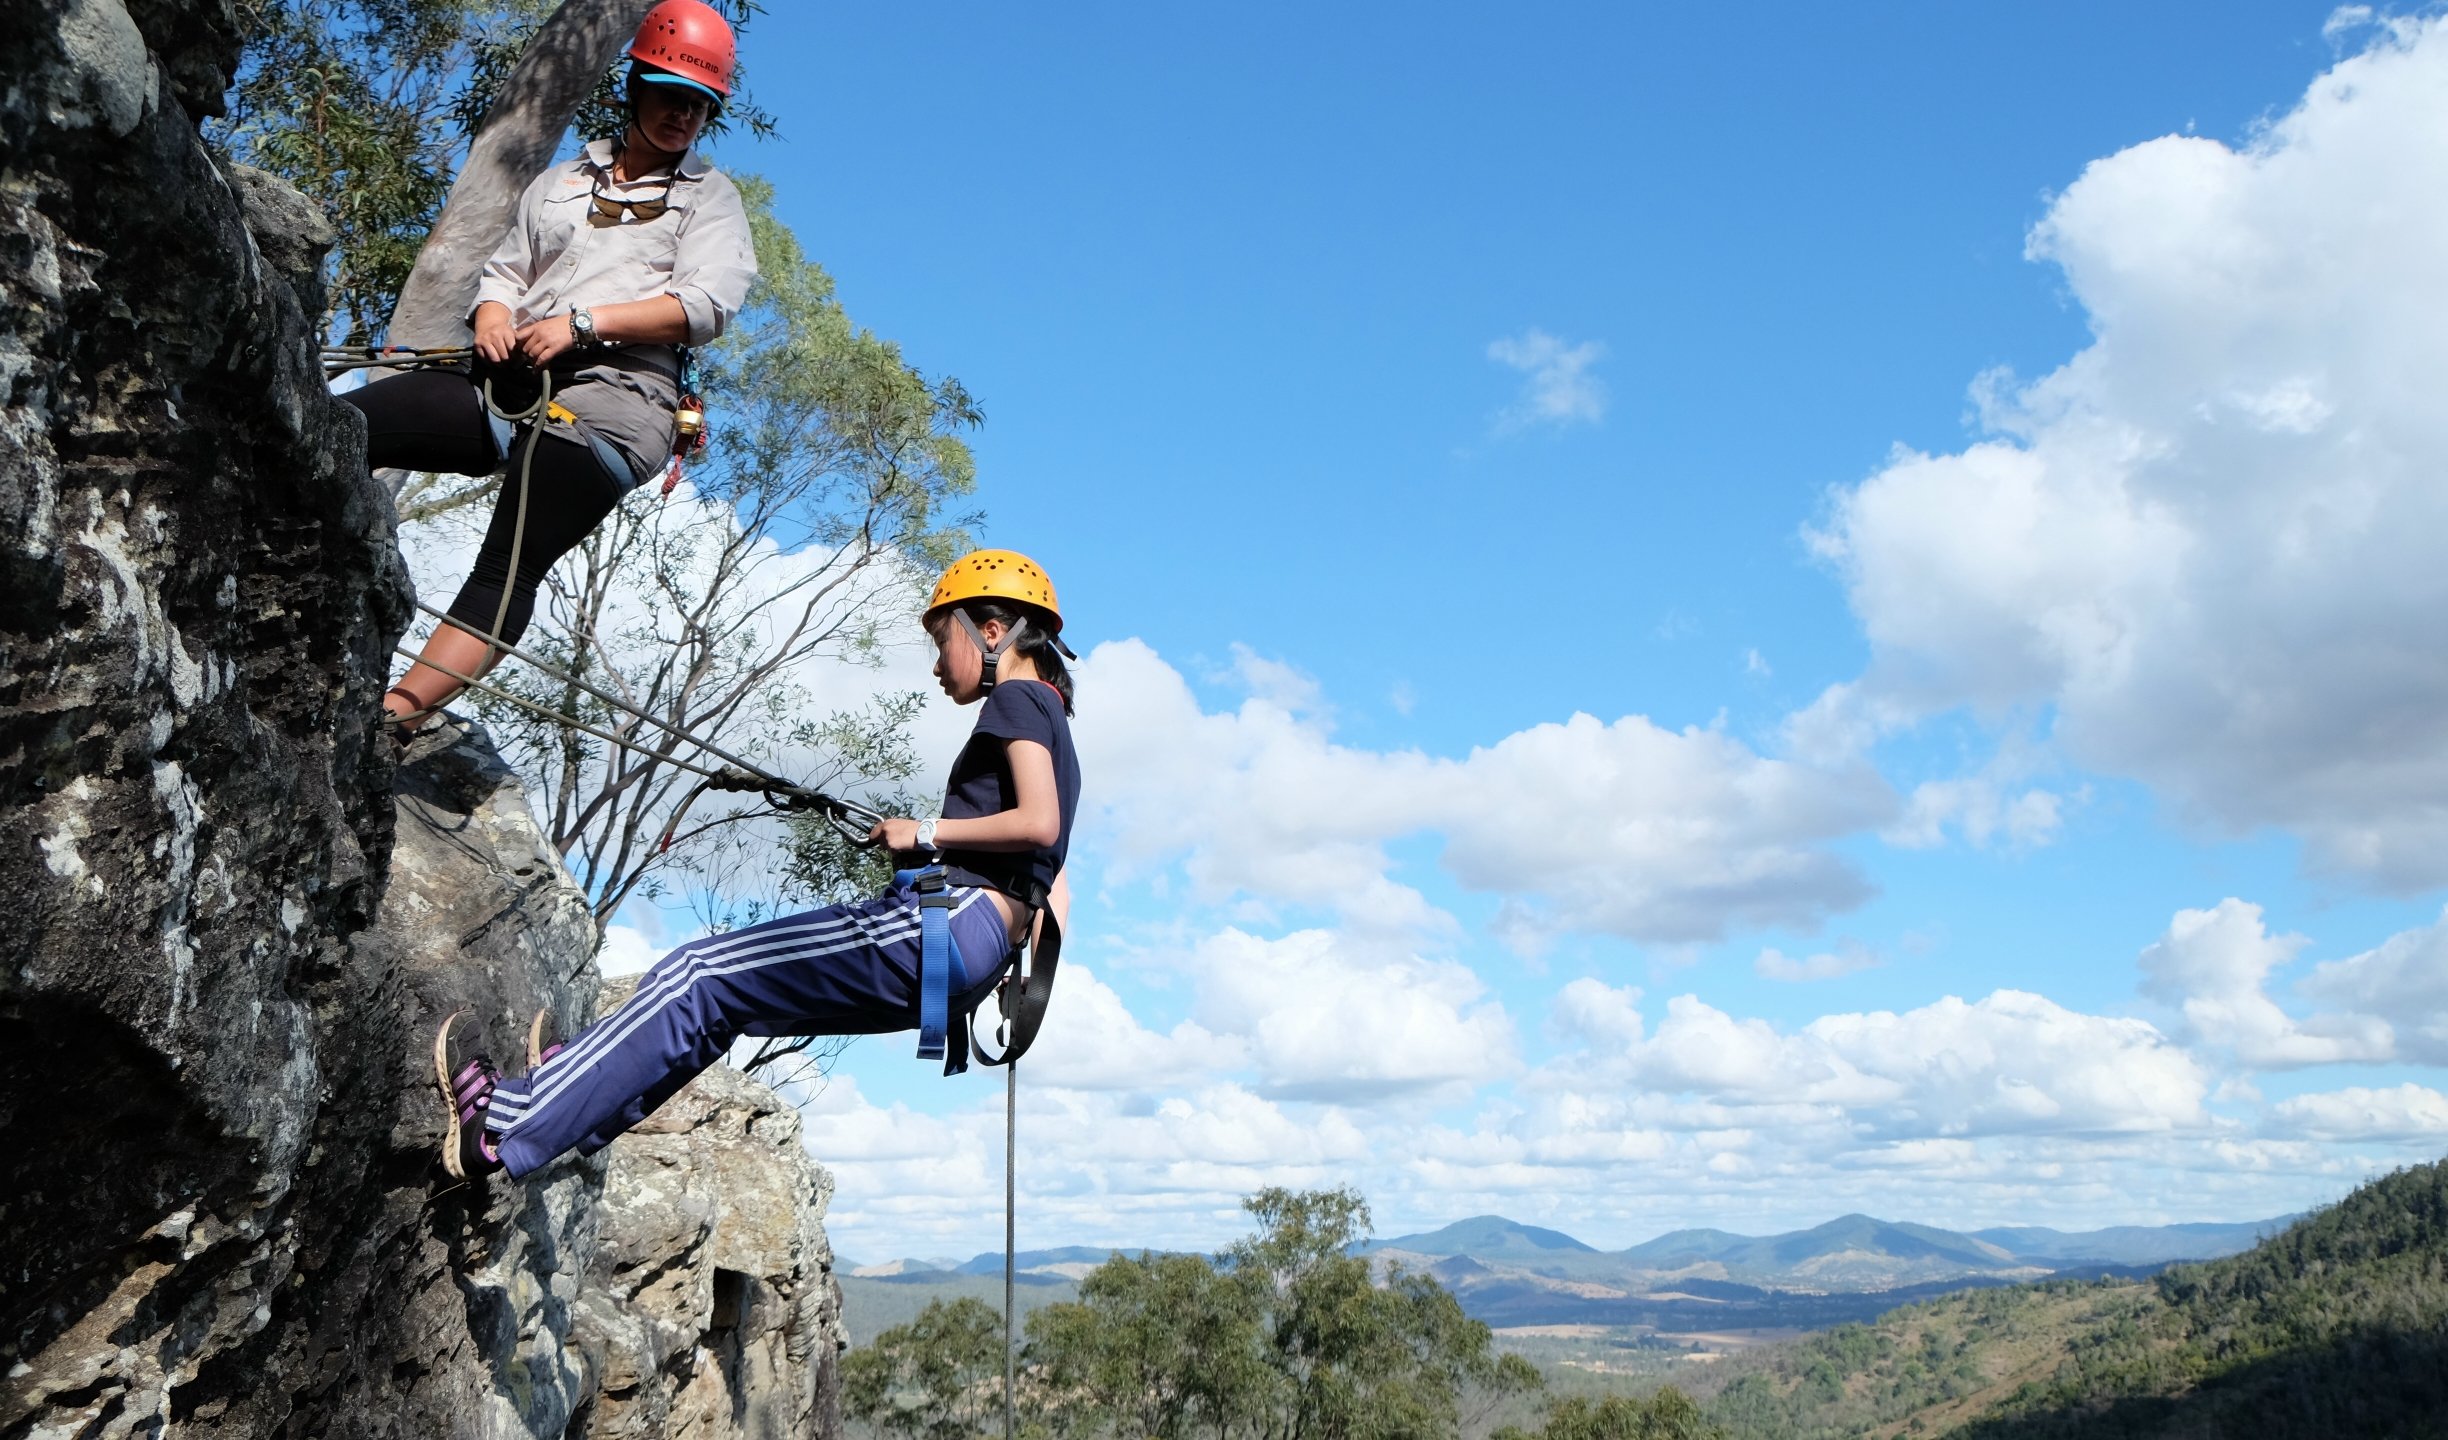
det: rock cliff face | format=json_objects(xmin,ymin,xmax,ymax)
[
  {"xmin": 573, "ymin": 994, "xmax": 845, "ymax": 1440},
  {"xmin": 0, "ymin": 2, "xmax": 842, "ymax": 1435}
]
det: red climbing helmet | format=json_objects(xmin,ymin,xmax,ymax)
[{"xmin": 627, "ymin": 0, "xmax": 736, "ymax": 100}]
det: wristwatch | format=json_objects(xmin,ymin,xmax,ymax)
[
  {"xmin": 568, "ymin": 307, "xmax": 600, "ymax": 349},
  {"xmin": 915, "ymin": 817, "xmax": 940, "ymax": 853}
]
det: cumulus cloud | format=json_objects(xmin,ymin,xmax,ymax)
[
  {"xmin": 1811, "ymin": 19, "xmax": 2448, "ymax": 886},
  {"xmin": 1078, "ymin": 641, "xmax": 1892, "ymax": 946},
  {"xmin": 1550, "ymin": 977, "xmax": 1645, "ymax": 1051},
  {"xmin": 1019, "ymin": 964, "xmax": 1243, "ymax": 1092},
  {"xmin": 597, "ymin": 922, "xmax": 662, "ymax": 978},
  {"xmin": 2267, "ymin": 1083, "xmax": 2448, "ymax": 1142},
  {"xmin": 2137, "ymin": 899, "xmax": 2392, "ymax": 1067},
  {"xmin": 1580, "ymin": 989, "xmax": 2214, "ymax": 1139},
  {"xmin": 2302, "ymin": 904, "xmax": 2448, "ymax": 1064},
  {"xmin": 1184, "ymin": 928, "xmax": 1517, "ymax": 1100},
  {"xmin": 1487, "ymin": 328, "xmax": 1608, "ymax": 430}
]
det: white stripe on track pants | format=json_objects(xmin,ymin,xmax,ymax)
[{"xmin": 487, "ymin": 879, "xmax": 1010, "ymax": 1179}]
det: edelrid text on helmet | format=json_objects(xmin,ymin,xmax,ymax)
[{"xmin": 627, "ymin": 0, "xmax": 737, "ymax": 98}]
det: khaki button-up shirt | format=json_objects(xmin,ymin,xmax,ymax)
[
  {"xmin": 475, "ymin": 137, "xmax": 757, "ymax": 345},
  {"xmin": 472, "ymin": 138, "xmax": 759, "ymax": 482}
]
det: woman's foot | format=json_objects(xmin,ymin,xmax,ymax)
[
  {"xmin": 384, "ymin": 683, "xmax": 442, "ymax": 750},
  {"xmin": 433, "ymin": 1009, "xmax": 504, "ymax": 1180},
  {"xmin": 527, "ymin": 1007, "xmax": 565, "ymax": 1070}
]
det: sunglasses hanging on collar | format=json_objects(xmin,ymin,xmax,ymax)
[{"xmin": 588, "ymin": 168, "xmax": 677, "ymax": 225}]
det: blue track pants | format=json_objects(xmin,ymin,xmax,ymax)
[{"xmin": 488, "ymin": 879, "xmax": 1012, "ymax": 1179}]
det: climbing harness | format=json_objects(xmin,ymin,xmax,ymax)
[{"xmin": 906, "ymin": 866, "xmax": 962, "ymax": 1071}]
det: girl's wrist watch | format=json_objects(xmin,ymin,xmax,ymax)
[
  {"xmin": 569, "ymin": 308, "xmax": 600, "ymax": 349},
  {"xmin": 915, "ymin": 817, "xmax": 939, "ymax": 853}
]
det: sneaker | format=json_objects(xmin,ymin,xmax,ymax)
[{"xmin": 433, "ymin": 1008, "xmax": 504, "ymax": 1180}]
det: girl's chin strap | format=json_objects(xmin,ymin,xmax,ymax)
[{"xmin": 952, "ymin": 611, "xmax": 1028, "ymax": 696}]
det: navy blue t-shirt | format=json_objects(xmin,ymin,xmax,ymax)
[{"xmin": 937, "ymin": 679, "xmax": 1078, "ymax": 901}]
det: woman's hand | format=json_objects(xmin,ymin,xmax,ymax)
[
  {"xmin": 868, "ymin": 817, "xmax": 924, "ymax": 851},
  {"xmin": 472, "ymin": 303, "xmax": 518, "ymax": 364},
  {"xmin": 514, "ymin": 315, "xmax": 582, "ymax": 368}
]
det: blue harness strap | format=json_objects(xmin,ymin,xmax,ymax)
[{"xmin": 901, "ymin": 867, "xmax": 968, "ymax": 1076}]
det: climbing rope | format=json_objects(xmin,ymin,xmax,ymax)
[
  {"xmin": 391, "ymin": 601, "xmax": 884, "ymax": 846},
  {"xmin": 319, "ymin": 345, "xmax": 475, "ymax": 376},
  {"xmin": 329, "ymin": 342, "xmax": 573, "ymax": 715},
  {"xmin": 1005, "ymin": 1058, "xmax": 1019, "ymax": 1440}
]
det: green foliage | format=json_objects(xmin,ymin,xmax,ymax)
[
  {"xmin": 1027, "ymin": 1251, "xmax": 1270, "ymax": 1440},
  {"xmin": 847, "ymin": 1296, "xmax": 1010, "ymax": 1440},
  {"xmin": 851, "ymin": 1189, "xmax": 1542, "ymax": 1440},
  {"xmin": 222, "ymin": 0, "xmax": 499, "ymax": 339},
  {"xmin": 1948, "ymin": 1158, "xmax": 2448, "ymax": 1439},
  {"xmin": 1493, "ymin": 1390, "xmax": 1721, "ymax": 1440}
]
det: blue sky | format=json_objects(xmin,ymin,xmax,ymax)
[{"xmin": 500, "ymin": 2, "xmax": 2448, "ymax": 1259}]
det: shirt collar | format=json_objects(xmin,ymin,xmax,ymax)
[{"xmin": 582, "ymin": 135, "xmax": 710, "ymax": 181}]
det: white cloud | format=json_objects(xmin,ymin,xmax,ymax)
[
  {"xmin": 1754, "ymin": 942, "xmax": 1880, "ymax": 982},
  {"xmin": 1549, "ymin": 977, "xmax": 1645, "ymax": 1051},
  {"xmin": 1487, "ymin": 328, "xmax": 1608, "ymax": 430},
  {"xmin": 1811, "ymin": 19, "xmax": 2448, "ymax": 887},
  {"xmin": 1600, "ymin": 989, "xmax": 2213, "ymax": 1139},
  {"xmin": 1076, "ymin": 639, "xmax": 1893, "ymax": 945},
  {"xmin": 597, "ymin": 922, "xmax": 661, "ymax": 978},
  {"xmin": 2302, "ymin": 905, "xmax": 2448, "ymax": 1064},
  {"xmin": 2137, "ymin": 899, "xmax": 2392, "ymax": 1068},
  {"xmin": 1440, "ymin": 713, "xmax": 1893, "ymax": 946},
  {"xmin": 1020, "ymin": 964, "xmax": 1243, "ymax": 1092},
  {"xmin": 2267, "ymin": 1083, "xmax": 2448, "ymax": 1142},
  {"xmin": 1185, "ymin": 928, "xmax": 1517, "ymax": 1100}
]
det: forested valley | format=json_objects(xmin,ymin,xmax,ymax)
[{"xmin": 851, "ymin": 1159, "xmax": 2448, "ymax": 1440}]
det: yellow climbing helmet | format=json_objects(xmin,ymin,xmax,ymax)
[
  {"xmin": 926, "ymin": 549, "xmax": 1064, "ymax": 633},
  {"xmin": 925, "ymin": 550, "xmax": 1075, "ymax": 680}
]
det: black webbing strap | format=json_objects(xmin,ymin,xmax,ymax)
[{"xmin": 969, "ymin": 886, "xmax": 1060, "ymax": 1068}]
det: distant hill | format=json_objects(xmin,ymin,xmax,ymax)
[
  {"xmin": 1368, "ymin": 1215, "xmax": 1599, "ymax": 1259},
  {"xmin": 1683, "ymin": 1158, "xmax": 2448, "ymax": 1439},
  {"xmin": 1618, "ymin": 1213, "xmax": 2026, "ymax": 1285},
  {"xmin": 839, "ymin": 1274, "xmax": 1078, "ymax": 1346},
  {"xmin": 953, "ymin": 1245, "xmax": 1127, "ymax": 1277},
  {"xmin": 1969, "ymin": 1217, "xmax": 2293, "ymax": 1266}
]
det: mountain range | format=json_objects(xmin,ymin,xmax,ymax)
[{"xmin": 846, "ymin": 1209, "xmax": 2290, "ymax": 1297}]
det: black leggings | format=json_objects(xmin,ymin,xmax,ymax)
[{"xmin": 347, "ymin": 367, "xmax": 626, "ymax": 645}]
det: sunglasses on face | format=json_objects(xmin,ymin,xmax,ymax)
[{"xmin": 589, "ymin": 171, "xmax": 675, "ymax": 225}]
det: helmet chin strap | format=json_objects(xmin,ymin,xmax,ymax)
[{"xmin": 953, "ymin": 611, "xmax": 1027, "ymax": 696}]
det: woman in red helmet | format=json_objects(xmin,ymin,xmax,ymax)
[{"xmin": 353, "ymin": 0, "xmax": 759, "ymax": 738}]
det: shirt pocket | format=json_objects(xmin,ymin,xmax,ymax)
[{"xmin": 530, "ymin": 189, "xmax": 591, "ymax": 272}]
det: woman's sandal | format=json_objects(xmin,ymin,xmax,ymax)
[
  {"xmin": 433, "ymin": 1008, "xmax": 505, "ymax": 1180},
  {"xmin": 383, "ymin": 683, "xmax": 443, "ymax": 751}
]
